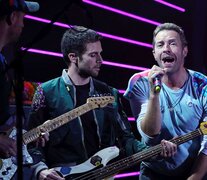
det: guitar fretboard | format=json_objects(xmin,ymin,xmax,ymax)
[
  {"xmin": 73, "ymin": 128, "xmax": 202, "ymax": 180},
  {"xmin": 23, "ymin": 103, "xmax": 92, "ymax": 144}
]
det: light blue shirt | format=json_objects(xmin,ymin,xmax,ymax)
[{"xmin": 124, "ymin": 69, "xmax": 207, "ymax": 175}]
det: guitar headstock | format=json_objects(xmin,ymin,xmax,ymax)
[
  {"xmin": 200, "ymin": 121, "xmax": 207, "ymax": 135},
  {"xmin": 87, "ymin": 96, "xmax": 115, "ymax": 109}
]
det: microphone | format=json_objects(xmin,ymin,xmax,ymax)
[{"xmin": 153, "ymin": 76, "xmax": 162, "ymax": 93}]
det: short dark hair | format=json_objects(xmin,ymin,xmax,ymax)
[
  {"xmin": 152, "ymin": 23, "xmax": 188, "ymax": 48},
  {"xmin": 61, "ymin": 26, "xmax": 102, "ymax": 66}
]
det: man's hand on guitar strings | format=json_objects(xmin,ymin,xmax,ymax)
[{"xmin": 160, "ymin": 140, "xmax": 177, "ymax": 157}]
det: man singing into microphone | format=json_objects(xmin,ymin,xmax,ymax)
[{"xmin": 124, "ymin": 23, "xmax": 207, "ymax": 179}]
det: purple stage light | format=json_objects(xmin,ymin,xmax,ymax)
[
  {"xmin": 114, "ymin": 171, "xmax": 140, "ymax": 178},
  {"xmin": 128, "ymin": 117, "xmax": 135, "ymax": 121},
  {"xmin": 154, "ymin": 0, "xmax": 185, "ymax": 12},
  {"xmin": 25, "ymin": 15, "xmax": 70, "ymax": 28},
  {"xmin": 118, "ymin": 90, "xmax": 125, "ymax": 94},
  {"xmin": 25, "ymin": 15, "xmax": 152, "ymax": 48},
  {"xmin": 103, "ymin": 61, "xmax": 149, "ymax": 71},
  {"xmin": 22, "ymin": 48, "xmax": 149, "ymax": 71},
  {"xmin": 83, "ymin": 0, "xmax": 160, "ymax": 26},
  {"xmin": 21, "ymin": 48, "xmax": 62, "ymax": 57},
  {"xmin": 100, "ymin": 32, "xmax": 152, "ymax": 48}
]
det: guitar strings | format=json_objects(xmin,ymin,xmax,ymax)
[
  {"xmin": 23, "ymin": 104, "xmax": 91, "ymax": 144},
  {"xmin": 71, "ymin": 129, "xmax": 201, "ymax": 180},
  {"xmin": 24, "ymin": 97, "xmax": 113, "ymax": 144}
]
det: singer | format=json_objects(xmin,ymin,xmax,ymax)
[{"xmin": 124, "ymin": 23, "xmax": 207, "ymax": 179}]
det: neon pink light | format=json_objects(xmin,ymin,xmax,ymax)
[
  {"xmin": 24, "ymin": 15, "xmax": 70, "ymax": 28},
  {"xmin": 83, "ymin": 0, "xmax": 160, "ymax": 26},
  {"xmin": 128, "ymin": 117, "xmax": 135, "ymax": 121},
  {"xmin": 118, "ymin": 90, "xmax": 125, "ymax": 94},
  {"xmin": 21, "ymin": 48, "xmax": 62, "ymax": 57},
  {"xmin": 104, "ymin": 61, "xmax": 149, "ymax": 71},
  {"xmin": 100, "ymin": 32, "xmax": 152, "ymax": 48},
  {"xmin": 22, "ymin": 48, "xmax": 149, "ymax": 71},
  {"xmin": 25, "ymin": 15, "xmax": 70, "ymax": 28},
  {"xmin": 24, "ymin": 15, "xmax": 152, "ymax": 48},
  {"xmin": 154, "ymin": 0, "xmax": 185, "ymax": 12},
  {"xmin": 115, "ymin": 171, "xmax": 140, "ymax": 178}
]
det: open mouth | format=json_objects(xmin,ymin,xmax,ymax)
[{"xmin": 162, "ymin": 56, "xmax": 175, "ymax": 63}]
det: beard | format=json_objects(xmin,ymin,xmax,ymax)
[
  {"xmin": 79, "ymin": 70, "xmax": 90, "ymax": 78},
  {"xmin": 78, "ymin": 68, "xmax": 99, "ymax": 78},
  {"xmin": 76, "ymin": 57, "xmax": 100, "ymax": 78}
]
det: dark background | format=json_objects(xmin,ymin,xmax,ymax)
[{"xmin": 5, "ymin": 0, "xmax": 207, "ymax": 179}]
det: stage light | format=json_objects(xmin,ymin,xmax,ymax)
[
  {"xmin": 114, "ymin": 171, "xmax": 140, "ymax": 178},
  {"xmin": 22, "ymin": 47, "xmax": 149, "ymax": 71},
  {"xmin": 24, "ymin": 15, "xmax": 152, "ymax": 48},
  {"xmin": 154, "ymin": 0, "xmax": 185, "ymax": 12},
  {"xmin": 83, "ymin": 0, "xmax": 160, "ymax": 26},
  {"xmin": 127, "ymin": 117, "xmax": 135, "ymax": 121}
]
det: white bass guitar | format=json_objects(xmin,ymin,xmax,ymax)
[{"xmin": 54, "ymin": 121, "xmax": 207, "ymax": 179}]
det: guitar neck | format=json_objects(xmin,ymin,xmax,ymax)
[
  {"xmin": 23, "ymin": 103, "xmax": 92, "ymax": 144},
  {"xmin": 170, "ymin": 129, "xmax": 202, "ymax": 145},
  {"xmin": 94, "ymin": 128, "xmax": 202, "ymax": 179}
]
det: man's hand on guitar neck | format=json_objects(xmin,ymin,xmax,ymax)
[
  {"xmin": 160, "ymin": 140, "xmax": 177, "ymax": 157},
  {"xmin": 0, "ymin": 134, "xmax": 16, "ymax": 158},
  {"xmin": 36, "ymin": 130, "xmax": 50, "ymax": 147}
]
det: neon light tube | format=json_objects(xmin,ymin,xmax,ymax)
[
  {"xmin": 24, "ymin": 15, "xmax": 152, "ymax": 48},
  {"xmin": 114, "ymin": 171, "xmax": 140, "ymax": 178},
  {"xmin": 154, "ymin": 0, "xmax": 185, "ymax": 12},
  {"xmin": 83, "ymin": 0, "xmax": 160, "ymax": 26},
  {"xmin": 128, "ymin": 117, "xmax": 135, "ymax": 121},
  {"xmin": 22, "ymin": 48, "xmax": 149, "ymax": 71}
]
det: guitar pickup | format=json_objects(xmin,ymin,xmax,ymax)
[{"xmin": 90, "ymin": 155, "xmax": 102, "ymax": 167}]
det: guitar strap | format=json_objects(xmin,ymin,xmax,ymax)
[{"xmin": 92, "ymin": 78, "xmax": 111, "ymax": 95}]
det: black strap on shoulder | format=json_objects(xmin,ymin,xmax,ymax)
[{"xmin": 92, "ymin": 78, "xmax": 112, "ymax": 95}]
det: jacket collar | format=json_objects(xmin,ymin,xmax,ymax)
[{"xmin": 61, "ymin": 69, "xmax": 96, "ymax": 96}]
